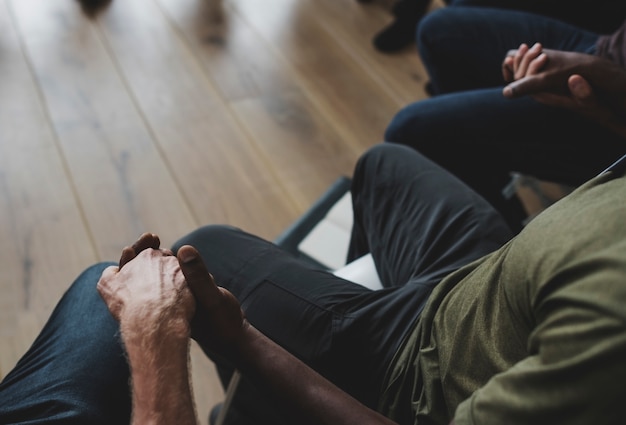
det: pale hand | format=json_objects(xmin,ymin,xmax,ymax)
[{"xmin": 98, "ymin": 237, "xmax": 195, "ymax": 339}]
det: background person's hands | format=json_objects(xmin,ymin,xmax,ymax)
[
  {"xmin": 501, "ymin": 44, "xmax": 602, "ymax": 98},
  {"xmin": 501, "ymin": 43, "xmax": 626, "ymax": 137}
]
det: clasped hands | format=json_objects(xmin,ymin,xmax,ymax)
[
  {"xmin": 97, "ymin": 232, "xmax": 246, "ymax": 355},
  {"xmin": 501, "ymin": 42, "xmax": 626, "ymax": 135}
]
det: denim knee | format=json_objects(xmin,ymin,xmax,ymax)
[{"xmin": 0, "ymin": 261, "xmax": 130, "ymax": 425}]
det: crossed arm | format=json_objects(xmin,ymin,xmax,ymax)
[
  {"xmin": 502, "ymin": 42, "xmax": 626, "ymax": 138},
  {"xmin": 97, "ymin": 233, "xmax": 397, "ymax": 425}
]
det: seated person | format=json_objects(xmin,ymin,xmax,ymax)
[
  {"xmin": 386, "ymin": 11, "xmax": 626, "ymax": 232},
  {"xmin": 368, "ymin": 0, "xmax": 626, "ymax": 53},
  {"xmin": 1, "ymin": 128, "xmax": 625, "ymax": 423}
]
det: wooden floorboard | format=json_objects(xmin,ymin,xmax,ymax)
[
  {"xmin": 0, "ymin": 0, "xmax": 99, "ymax": 374},
  {"xmin": 0, "ymin": 0, "xmax": 428, "ymax": 419}
]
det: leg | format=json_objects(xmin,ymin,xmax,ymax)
[
  {"xmin": 0, "ymin": 263, "xmax": 131, "ymax": 425},
  {"xmin": 176, "ymin": 226, "xmax": 394, "ymax": 424},
  {"xmin": 450, "ymin": 0, "xmax": 626, "ymax": 34},
  {"xmin": 418, "ymin": 7, "xmax": 600, "ymax": 94},
  {"xmin": 385, "ymin": 88, "xmax": 626, "ymax": 231},
  {"xmin": 173, "ymin": 143, "xmax": 512, "ymax": 423},
  {"xmin": 372, "ymin": 0, "xmax": 432, "ymax": 53},
  {"xmin": 175, "ymin": 226, "xmax": 396, "ymax": 413},
  {"xmin": 347, "ymin": 143, "xmax": 512, "ymax": 285}
]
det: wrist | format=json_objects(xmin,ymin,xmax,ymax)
[
  {"xmin": 123, "ymin": 327, "xmax": 196, "ymax": 425},
  {"xmin": 223, "ymin": 319, "xmax": 256, "ymax": 363},
  {"xmin": 120, "ymin": 304, "xmax": 192, "ymax": 344}
]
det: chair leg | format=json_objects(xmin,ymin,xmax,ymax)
[{"xmin": 214, "ymin": 370, "xmax": 242, "ymax": 425}]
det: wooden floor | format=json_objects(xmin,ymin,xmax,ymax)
[{"xmin": 0, "ymin": 0, "xmax": 430, "ymax": 420}]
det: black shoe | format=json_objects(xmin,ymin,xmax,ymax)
[
  {"xmin": 372, "ymin": 17, "xmax": 416, "ymax": 53},
  {"xmin": 76, "ymin": 0, "xmax": 112, "ymax": 17},
  {"xmin": 373, "ymin": 0, "xmax": 429, "ymax": 53}
]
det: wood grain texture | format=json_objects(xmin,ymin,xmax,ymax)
[
  {"xmin": 0, "ymin": 0, "xmax": 428, "ymax": 419},
  {"xmin": 0, "ymin": 0, "xmax": 98, "ymax": 376}
]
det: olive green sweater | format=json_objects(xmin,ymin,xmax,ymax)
[{"xmin": 379, "ymin": 171, "xmax": 626, "ymax": 425}]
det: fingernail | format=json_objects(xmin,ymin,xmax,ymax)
[{"xmin": 178, "ymin": 247, "xmax": 198, "ymax": 264}]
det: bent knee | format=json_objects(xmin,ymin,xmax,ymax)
[
  {"xmin": 384, "ymin": 103, "xmax": 431, "ymax": 147},
  {"xmin": 172, "ymin": 224, "xmax": 242, "ymax": 254},
  {"xmin": 417, "ymin": 7, "xmax": 473, "ymax": 54}
]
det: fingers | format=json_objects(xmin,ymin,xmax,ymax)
[
  {"xmin": 502, "ymin": 56, "xmax": 515, "ymax": 82},
  {"xmin": 118, "ymin": 247, "xmax": 136, "ymax": 269},
  {"xmin": 514, "ymin": 42, "xmax": 543, "ymax": 80},
  {"xmin": 512, "ymin": 43, "xmax": 529, "ymax": 78},
  {"xmin": 567, "ymin": 74, "xmax": 606, "ymax": 114},
  {"xmin": 177, "ymin": 245, "xmax": 220, "ymax": 307},
  {"xmin": 503, "ymin": 43, "xmax": 544, "ymax": 82},
  {"xmin": 527, "ymin": 52, "xmax": 548, "ymax": 75},
  {"xmin": 503, "ymin": 75, "xmax": 544, "ymax": 98},
  {"xmin": 97, "ymin": 265, "xmax": 123, "ymax": 320},
  {"xmin": 502, "ymin": 48, "xmax": 519, "ymax": 82},
  {"xmin": 568, "ymin": 74, "xmax": 594, "ymax": 102},
  {"xmin": 505, "ymin": 48, "xmax": 518, "ymax": 58},
  {"xmin": 132, "ymin": 232, "xmax": 160, "ymax": 253},
  {"xmin": 504, "ymin": 52, "xmax": 548, "ymax": 96},
  {"xmin": 119, "ymin": 232, "xmax": 161, "ymax": 269}
]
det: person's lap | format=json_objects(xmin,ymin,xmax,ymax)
[{"xmin": 417, "ymin": 7, "xmax": 600, "ymax": 93}]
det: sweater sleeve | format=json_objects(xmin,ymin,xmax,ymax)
[
  {"xmin": 596, "ymin": 19, "xmax": 626, "ymax": 67},
  {"xmin": 453, "ymin": 251, "xmax": 626, "ymax": 425}
]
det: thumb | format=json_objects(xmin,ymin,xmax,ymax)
[
  {"xmin": 177, "ymin": 245, "xmax": 221, "ymax": 308},
  {"xmin": 503, "ymin": 75, "xmax": 545, "ymax": 98},
  {"xmin": 568, "ymin": 74, "xmax": 594, "ymax": 104}
]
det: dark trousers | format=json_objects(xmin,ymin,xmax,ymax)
[
  {"xmin": 0, "ymin": 144, "xmax": 512, "ymax": 424},
  {"xmin": 386, "ymin": 7, "xmax": 626, "ymax": 232},
  {"xmin": 392, "ymin": 0, "xmax": 626, "ymax": 38},
  {"xmin": 173, "ymin": 144, "xmax": 512, "ymax": 424}
]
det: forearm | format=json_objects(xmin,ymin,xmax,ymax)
[
  {"xmin": 123, "ymin": 324, "xmax": 198, "ymax": 425},
  {"xmin": 232, "ymin": 322, "xmax": 397, "ymax": 425},
  {"xmin": 98, "ymin": 239, "xmax": 200, "ymax": 425}
]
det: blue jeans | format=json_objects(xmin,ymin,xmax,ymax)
[
  {"xmin": 386, "ymin": 7, "xmax": 626, "ymax": 232},
  {"xmin": 0, "ymin": 263, "xmax": 132, "ymax": 424}
]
